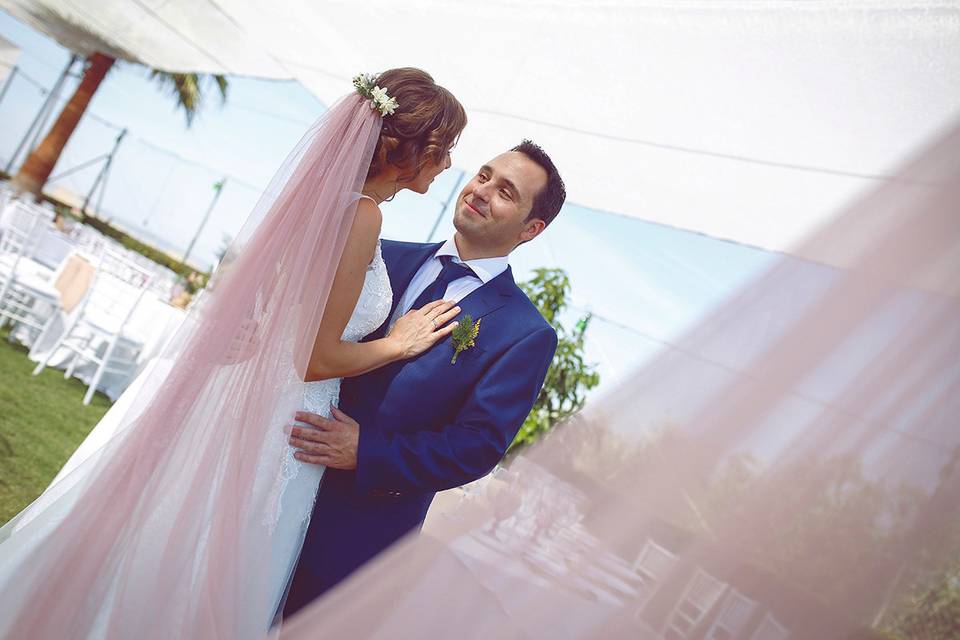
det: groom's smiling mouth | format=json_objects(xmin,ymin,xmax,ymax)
[{"xmin": 465, "ymin": 199, "xmax": 485, "ymax": 217}]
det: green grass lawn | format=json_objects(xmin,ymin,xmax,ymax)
[{"xmin": 0, "ymin": 328, "xmax": 112, "ymax": 524}]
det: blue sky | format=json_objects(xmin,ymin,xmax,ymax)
[{"xmin": 0, "ymin": 10, "xmax": 773, "ymax": 397}]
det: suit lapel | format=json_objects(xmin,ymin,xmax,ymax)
[
  {"xmin": 403, "ymin": 267, "xmax": 515, "ymax": 373},
  {"xmin": 369, "ymin": 243, "xmax": 516, "ymax": 341},
  {"xmin": 454, "ymin": 266, "xmax": 514, "ymax": 324}
]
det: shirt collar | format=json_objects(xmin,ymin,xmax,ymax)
[{"xmin": 434, "ymin": 236, "xmax": 509, "ymax": 284}]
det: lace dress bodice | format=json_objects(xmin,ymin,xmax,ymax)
[
  {"xmin": 270, "ymin": 238, "xmax": 391, "ymax": 534},
  {"xmin": 302, "ymin": 239, "xmax": 392, "ymax": 413},
  {"xmin": 266, "ymin": 210, "xmax": 391, "ymax": 619}
]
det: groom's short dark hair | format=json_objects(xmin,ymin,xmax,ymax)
[{"xmin": 511, "ymin": 139, "xmax": 565, "ymax": 228}]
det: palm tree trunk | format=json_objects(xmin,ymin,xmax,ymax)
[{"xmin": 12, "ymin": 52, "xmax": 115, "ymax": 197}]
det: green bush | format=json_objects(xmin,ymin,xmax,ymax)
[{"xmin": 510, "ymin": 268, "xmax": 600, "ymax": 451}]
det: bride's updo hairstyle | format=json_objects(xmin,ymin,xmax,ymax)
[{"xmin": 366, "ymin": 67, "xmax": 467, "ymax": 182}]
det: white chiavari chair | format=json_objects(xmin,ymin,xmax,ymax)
[
  {"xmin": 32, "ymin": 247, "xmax": 155, "ymax": 405},
  {"xmin": 749, "ymin": 613, "xmax": 790, "ymax": 640},
  {"xmin": 0, "ymin": 183, "xmax": 15, "ymax": 215},
  {"xmin": 67, "ymin": 223, "xmax": 110, "ymax": 254},
  {"xmin": 704, "ymin": 589, "xmax": 758, "ymax": 640},
  {"xmin": 0, "ymin": 201, "xmax": 61, "ymax": 338},
  {"xmin": 664, "ymin": 568, "xmax": 728, "ymax": 639}
]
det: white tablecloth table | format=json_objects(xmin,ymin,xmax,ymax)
[{"xmin": 24, "ymin": 292, "xmax": 186, "ymax": 401}]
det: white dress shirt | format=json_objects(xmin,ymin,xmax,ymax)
[{"xmin": 388, "ymin": 236, "xmax": 509, "ymax": 329}]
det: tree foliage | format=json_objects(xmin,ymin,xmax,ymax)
[
  {"xmin": 881, "ymin": 562, "xmax": 960, "ymax": 640},
  {"xmin": 510, "ymin": 268, "xmax": 600, "ymax": 451},
  {"xmin": 148, "ymin": 70, "xmax": 229, "ymax": 126},
  {"xmin": 11, "ymin": 7, "xmax": 230, "ymax": 197}
]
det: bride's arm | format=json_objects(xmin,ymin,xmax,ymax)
[{"xmin": 304, "ymin": 199, "xmax": 457, "ymax": 382}]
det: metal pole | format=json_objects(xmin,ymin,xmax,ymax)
[
  {"xmin": 426, "ymin": 168, "xmax": 465, "ymax": 242},
  {"xmin": 183, "ymin": 177, "xmax": 226, "ymax": 268},
  {"xmin": 47, "ymin": 154, "xmax": 109, "ymax": 181},
  {"xmin": 143, "ymin": 160, "xmax": 179, "ymax": 226},
  {"xmin": 4, "ymin": 54, "xmax": 77, "ymax": 174},
  {"xmin": 81, "ymin": 128, "xmax": 127, "ymax": 217},
  {"xmin": 95, "ymin": 156, "xmax": 111, "ymax": 218},
  {"xmin": 0, "ymin": 65, "xmax": 18, "ymax": 110}
]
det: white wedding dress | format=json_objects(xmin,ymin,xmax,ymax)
[
  {"xmin": 266, "ymin": 227, "xmax": 392, "ymax": 620},
  {"xmin": 0, "ymin": 93, "xmax": 394, "ymax": 639},
  {"xmin": 6, "ymin": 210, "xmax": 393, "ymax": 632}
]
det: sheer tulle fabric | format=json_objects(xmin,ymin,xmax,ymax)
[
  {"xmin": 279, "ymin": 124, "xmax": 960, "ymax": 639},
  {"xmin": 0, "ymin": 93, "xmax": 380, "ymax": 638}
]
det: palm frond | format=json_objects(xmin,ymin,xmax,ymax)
[{"xmin": 148, "ymin": 71, "xmax": 230, "ymax": 127}]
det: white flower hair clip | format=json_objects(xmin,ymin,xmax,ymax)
[{"xmin": 353, "ymin": 73, "xmax": 399, "ymax": 117}]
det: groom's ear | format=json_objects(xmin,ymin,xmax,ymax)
[{"xmin": 518, "ymin": 217, "xmax": 547, "ymax": 244}]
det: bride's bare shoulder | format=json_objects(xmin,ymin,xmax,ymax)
[
  {"xmin": 348, "ymin": 197, "xmax": 383, "ymax": 263},
  {"xmin": 355, "ymin": 196, "xmax": 382, "ymax": 225}
]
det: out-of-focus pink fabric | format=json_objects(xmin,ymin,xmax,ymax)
[
  {"xmin": 280, "ymin": 124, "xmax": 960, "ymax": 639},
  {"xmin": 0, "ymin": 93, "xmax": 381, "ymax": 639}
]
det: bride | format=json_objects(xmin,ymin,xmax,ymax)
[{"xmin": 0, "ymin": 67, "xmax": 467, "ymax": 638}]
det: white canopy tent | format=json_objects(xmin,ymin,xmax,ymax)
[
  {"xmin": 1, "ymin": 0, "xmax": 958, "ymax": 262},
  {"xmin": 0, "ymin": 31, "xmax": 18, "ymax": 82}
]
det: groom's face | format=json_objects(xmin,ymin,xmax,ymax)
[{"xmin": 453, "ymin": 152, "xmax": 548, "ymax": 253}]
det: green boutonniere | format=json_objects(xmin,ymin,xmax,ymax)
[{"xmin": 451, "ymin": 315, "xmax": 481, "ymax": 364}]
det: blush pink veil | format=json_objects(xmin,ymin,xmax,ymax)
[
  {"xmin": 279, "ymin": 122, "xmax": 960, "ymax": 639},
  {"xmin": 0, "ymin": 92, "xmax": 381, "ymax": 638}
]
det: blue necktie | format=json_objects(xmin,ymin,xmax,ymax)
[{"xmin": 408, "ymin": 255, "xmax": 475, "ymax": 312}]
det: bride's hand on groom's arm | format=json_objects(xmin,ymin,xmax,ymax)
[
  {"xmin": 386, "ymin": 300, "xmax": 461, "ymax": 360},
  {"xmin": 288, "ymin": 406, "xmax": 360, "ymax": 469}
]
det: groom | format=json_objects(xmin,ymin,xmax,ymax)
[{"xmin": 282, "ymin": 140, "xmax": 565, "ymax": 616}]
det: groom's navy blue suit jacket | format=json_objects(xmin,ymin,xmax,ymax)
[{"xmin": 284, "ymin": 239, "xmax": 557, "ymax": 614}]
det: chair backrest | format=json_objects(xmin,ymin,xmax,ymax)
[
  {"xmin": 67, "ymin": 226, "xmax": 181, "ymax": 301},
  {"xmin": 634, "ymin": 539, "xmax": 677, "ymax": 606},
  {"xmin": 120, "ymin": 251, "xmax": 179, "ymax": 299},
  {"xmin": 749, "ymin": 613, "xmax": 790, "ymax": 640},
  {"xmin": 148, "ymin": 265, "xmax": 180, "ymax": 299},
  {"xmin": 77, "ymin": 248, "xmax": 156, "ymax": 329},
  {"xmin": 704, "ymin": 589, "xmax": 757, "ymax": 640},
  {"xmin": 664, "ymin": 568, "xmax": 728, "ymax": 639},
  {"xmin": 0, "ymin": 198, "xmax": 56, "ymax": 222},
  {"xmin": 68, "ymin": 224, "xmax": 110, "ymax": 254},
  {"xmin": 0, "ymin": 201, "xmax": 53, "ymax": 260},
  {"xmin": 0, "ymin": 185, "xmax": 14, "ymax": 213}
]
